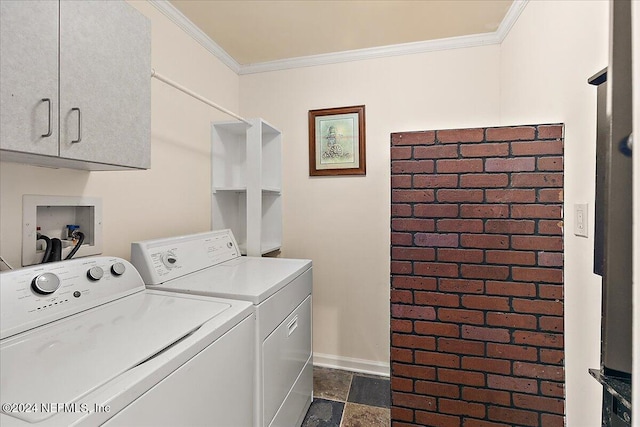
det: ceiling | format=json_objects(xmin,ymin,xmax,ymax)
[{"xmin": 168, "ymin": 0, "xmax": 515, "ymax": 66}]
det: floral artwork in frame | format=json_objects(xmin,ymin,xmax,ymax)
[{"xmin": 308, "ymin": 105, "xmax": 366, "ymax": 176}]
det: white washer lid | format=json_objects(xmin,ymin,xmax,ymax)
[
  {"xmin": 1, "ymin": 291, "xmax": 232, "ymax": 423},
  {"xmin": 154, "ymin": 257, "xmax": 311, "ymax": 304}
]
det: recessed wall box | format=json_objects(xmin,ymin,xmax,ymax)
[{"xmin": 22, "ymin": 195, "xmax": 103, "ymax": 266}]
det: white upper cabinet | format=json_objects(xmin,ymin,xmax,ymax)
[
  {"xmin": 0, "ymin": 0, "xmax": 151, "ymax": 170},
  {"xmin": 58, "ymin": 1, "xmax": 150, "ymax": 168},
  {"xmin": 0, "ymin": 1, "xmax": 59, "ymax": 157}
]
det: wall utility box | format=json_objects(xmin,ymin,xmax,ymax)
[{"xmin": 22, "ymin": 195, "xmax": 103, "ymax": 266}]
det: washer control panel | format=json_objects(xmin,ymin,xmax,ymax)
[
  {"xmin": 0, "ymin": 257, "xmax": 144, "ymax": 340},
  {"xmin": 131, "ymin": 229, "xmax": 240, "ymax": 285}
]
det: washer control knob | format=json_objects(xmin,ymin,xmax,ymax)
[
  {"xmin": 111, "ymin": 262, "xmax": 126, "ymax": 276},
  {"xmin": 87, "ymin": 266, "xmax": 104, "ymax": 281},
  {"xmin": 32, "ymin": 272, "xmax": 61, "ymax": 295},
  {"xmin": 161, "ymin": 253, "xmax": 178, "ymax": 269}
]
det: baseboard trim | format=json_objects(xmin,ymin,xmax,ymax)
[{"xmin": 313, "ymin": 352, "xmax": 390, "ymax": 377}]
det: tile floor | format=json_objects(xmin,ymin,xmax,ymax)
[{"xmin": 302, "ymin": 366, "xmax": 390, "ymax": 427}]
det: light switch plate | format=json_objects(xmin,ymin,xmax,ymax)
[{"xmin": 574, "ymin": 203, "xmax": 588, "ymax": 237}]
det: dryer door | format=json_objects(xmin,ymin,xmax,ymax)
[{"xmin": 262, "ymin": 296, "xmax": 312, "ymax": 427}]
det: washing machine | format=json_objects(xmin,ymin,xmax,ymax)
[
  {"xmin": 0, "ymin": 256, "xmax": 255, "ymax": 427},
  {"xmin": 131, "ymin": 230, "xmax": 313, "ymax": 427}
]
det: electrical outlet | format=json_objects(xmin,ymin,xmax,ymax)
[{"xmin": 574, "ymin": 203, "xmax": 588, "ymax": 237}]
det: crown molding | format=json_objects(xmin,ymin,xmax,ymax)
[
  {"xmin": 148, "ymin": 0, "xmax": 241, "ymax": 74},
  {"xmin": 239, "ymin": 31, "xmax": 500, "ymax": 75},
  {"xmin": 149, "ymin": 0, "xmax": 528, "ymax": 76},
  {"xmin": 495, "ymin": 0, "xmax": 529, "ymax": 43}
]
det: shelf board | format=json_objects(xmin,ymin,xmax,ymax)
[
  {"xmin": 212, "ymin": 120, "xmax": 250, "ymax": 136},
  {"xmin": 261, "ymin": 242, "xmax": 281, "ymax": 254},
  {"xmin": 213, "ymin": 187, "xmax": 247, "ymax": 193},
  {"xmin": 261, "ymin": 186, "xmax": 281, "ymax": 194},
  {"xmin": 260, "ymin": 119, "xmax": 281, "ymax": 136},
  {"xmin": 237, "ymin": 242, "xmax": 281, "ymax": 256}
]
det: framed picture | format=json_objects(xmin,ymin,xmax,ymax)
[{"xmin": 309, "ymin": 105, "xmax": 366, "ymax": 176}]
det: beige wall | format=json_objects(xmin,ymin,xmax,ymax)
[
  {"xmin": 499, "ymin": 1, "xmax": 609, "ymax": 425},
  {"xmin": 239, "ymin": 47, "xmax": 502, "ymax": 371},
  {"xmin": 0, "ymin": 1, "xmax": 239, "ymax": 267}
]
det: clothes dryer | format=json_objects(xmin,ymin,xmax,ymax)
[{"xmin": 131, "ymin": 230, "xmax": 313, "ymax": 427}]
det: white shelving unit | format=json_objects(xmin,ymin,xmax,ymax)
[{"xmin": 211, "ymin": 118, "xmax": 282, "ymax": 256}]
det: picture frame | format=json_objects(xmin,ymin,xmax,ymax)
[{"xmin": 308, "ymin": 105, "xmax": 366, "ymax": 176}]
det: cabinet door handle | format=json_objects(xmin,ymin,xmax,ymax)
[
  {"xmin": 71, "ymin": 108, "xmax": 82, "ymax": 143},
  {"xmin": 41, "ymin": 98, "xmax": 52, "ymax": 137}
]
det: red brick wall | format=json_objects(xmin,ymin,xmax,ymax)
[{"xmin": 390, "ymin": 125, "xmax": 565, "ymax": 427}]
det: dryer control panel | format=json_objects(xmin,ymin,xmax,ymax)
[
  {"xmin": 0, "ymin": 257, "xmax": 144, "ymax": 340},
  {"xmin": 131, "ymin": 229, "xmax": 240, "ymax": 285}
]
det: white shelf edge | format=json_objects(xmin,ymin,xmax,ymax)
[
  {"xmin": 213, "ymin": 187, "xmax": 247, "ymax": 193},
  {"xmin": 212, "ymin": 120, "xmax": 251, "ymax": 135},
  {"xmin": 259, "ymin": 119, "xmax": 281, "ymax": 135},
  {"xmin": 261, "ymin": 243, "xmax": 281, "ymax": 254},
  {"xmin": 261, "ymin": 187, "xmax": 282, "ymax": 194}
]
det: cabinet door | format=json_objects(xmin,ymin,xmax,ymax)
[
  {"xmin": 59, "ymin": 0, "xmax": 150, "ymax": 169},
  {"xmin": 0, "ymin": 1, "xmax": 59, "ymax": 156}
]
